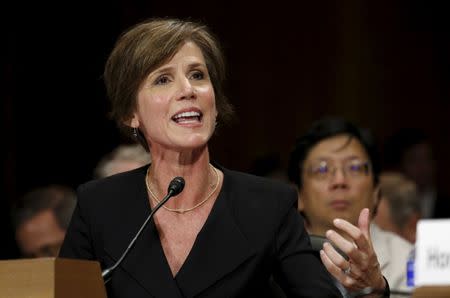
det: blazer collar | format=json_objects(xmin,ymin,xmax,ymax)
[
  {"xmin": 103, "ymin": 166, "xmax": 183, "ymax": 297},
  {"xmin": 104, "ymin": 165, "xmax": 255, "ymax": 297},
  {"xmin": 175, "ymin": 166, "xmax": 256, "ymax": 296}
]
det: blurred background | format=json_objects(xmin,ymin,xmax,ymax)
[{"xmin": 2, "ymin": 1, "xmax": 449, "ymax": 258}]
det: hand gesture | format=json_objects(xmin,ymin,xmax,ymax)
[{"xmin": 319, "ymin": 208, "xmax": 386, "ymax": 296}]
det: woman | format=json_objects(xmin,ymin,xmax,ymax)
[{"xmin": 59, "ymin": 18, "xmax": 341, "ymax": 297}]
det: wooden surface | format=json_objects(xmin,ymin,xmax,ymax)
[
  {"xmin": 0, "ymin": 257, "xmax": 107, "ymax": 298},
  {"xmin": 413, "ymin": 286, "xmax": 450, "ymax": 298}
]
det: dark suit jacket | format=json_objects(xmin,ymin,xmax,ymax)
[{"xmin": 59, "ymin": 165, "xmax": 341, "ymax": 298}]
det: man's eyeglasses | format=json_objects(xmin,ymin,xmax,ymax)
[{"xmin": 306, "ymin": 160, "xmax": 371, "ymax": 181}]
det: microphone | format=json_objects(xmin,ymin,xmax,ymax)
[
  {"xmin": 102, "ymin": 176, "xmax": 185, "ymax": 283},
  {"xmin": 167, "ymin": 177, "xmax": 185, "ymax": 196}
]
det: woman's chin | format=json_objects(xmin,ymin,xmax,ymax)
[
  {"xmin": 171, "ymin": 136, "xmax": 210, "ymax": 151},
  {"xmin": 188, "ymin": 131, "xmax": 214, "ymax": 144}
]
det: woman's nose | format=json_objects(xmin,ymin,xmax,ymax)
[{"xmin": 176, "ymin": 77, "xmax": 196, "ymax": 100}]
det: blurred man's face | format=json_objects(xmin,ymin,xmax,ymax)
[
  {"xmin": 299, "ymin": 134, "xmax": 377, "ymax": 236},
  {"xmin": 16, "ymin": 209, "xmax": 66, "ymax": 258}
]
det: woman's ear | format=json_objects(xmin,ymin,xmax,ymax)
[{"xmin": 124, "ymin": 114, "xmax": 139, "ymax": 128}]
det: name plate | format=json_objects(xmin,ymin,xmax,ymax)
[{"xmin": 416, "ymin": 219, "xmax": 450, "ymax": 286}]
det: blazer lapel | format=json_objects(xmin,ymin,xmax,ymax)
[
  {"xmin": 175, "ymin": 170, "xmax": 256, "ymax": 297},
  {"xmin": 103, "ymin": 167, "xmax": 183, "ymax": 298}
]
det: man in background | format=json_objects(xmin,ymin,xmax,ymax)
[
  {"xmin": 288, "ymin": 117, "xmax": 412, "ymax": 296},
  {"xmin": 94, "ymin": 143, "xmax": 151, "ymax": 178},
  {"xmin": 374, "ymin": 172, "xmax": 421, "ymax": 244},
  {"xmin": 12, "ymin": 185, "xmax": 76, "ymax": 258},
  {"xmin": 383, "ymin": 128, "xmax": 450, "ymax": 218}
]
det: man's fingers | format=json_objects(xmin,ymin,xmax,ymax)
[
  {"xmin": 322, "ymin": 242, "xmax": 365, "ymax": 281},
  {"xmin": 333, "ymin": 217, "xmax": 370, "ymax": 252},
  {"xmin": 322, "ymin": 242, "xmax": 348, "ymax": 270},
  {"xmin": 326, "ymin": 229, "xmax": 365, "ymax": 265},
  {"xmin": 357, "ymin": 208, "xmax": 371, "ymax": 239},
  {"xmin": 320, "ymin": 249, "xmax": 357, "ymax": 289}
]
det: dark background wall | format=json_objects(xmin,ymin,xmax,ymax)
[{"xmin": 2, "ymin": 1, "xmax": 449, "ymax": 258}]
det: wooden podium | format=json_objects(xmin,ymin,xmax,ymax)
[
  {"xmin": 413, "ymin": 286, "xmax": 450, "ymax": 298},
  {"xmin": 0, "ymin": 257, "xmax": 107, "ymax": 298}
]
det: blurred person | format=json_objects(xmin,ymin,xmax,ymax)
[
  {"xmin": 288, "ymin": 117, "xmax": 412, "ymax": 297},
  {"xmin": 59, "ymin": 18, "xmax": 341, "ymax": 297},
  {"xmin": 383, "ymin": 128, "xmax": 450, "ymax": 218},
  {"xmin": 12, "ymin": 185, "xmax": 76, "ymax": 258},
  {"xmin": 94, "ymin": 143, "xmax": 151, "ymax": 178},
  {"xmin": 374, "ymin": 172, "xmax": 421, "ymax": 244}
]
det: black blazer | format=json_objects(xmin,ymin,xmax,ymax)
[{"xmin": 60, "ymin": 165, "xmax": 341, "ymax": 298}]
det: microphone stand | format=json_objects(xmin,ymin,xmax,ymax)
[{"xmin": 102, "ymin": 188, "xmax": 178, "ymax": 283}]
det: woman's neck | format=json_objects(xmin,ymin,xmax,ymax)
[{"xmin": 147, "ymin": 146, "xmax": 215, "ymax": 210}]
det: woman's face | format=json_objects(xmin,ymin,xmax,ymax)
[{"xmin": 131, "ymin": 41, "xmax": 217, "ymax": 152}]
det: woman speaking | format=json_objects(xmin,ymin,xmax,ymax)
[{"xmin": 59, "ymin": 18, "xmax": 340, "ymax": 297}]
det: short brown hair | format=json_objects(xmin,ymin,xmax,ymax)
[
  {"xmin": 12, "ymin": 185, "xmax": 76, "ymax": 230},
  {"xmin": 104, "ymin": 18, "xmax": 234, "ymax": 148}
]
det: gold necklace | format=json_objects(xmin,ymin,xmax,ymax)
[{"xmin": 145, "ymin": 164, "xmax": 220, "ymax": 214}]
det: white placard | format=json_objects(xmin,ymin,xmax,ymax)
[{"xmin": 415, "ymin": 219, "xmax": 450, "ymax": 286}]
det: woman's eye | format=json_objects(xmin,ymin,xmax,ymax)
[
  {"xmin": 191, "ymin": 71, "xmax": 204, "ymax": 80},
  {"xmin": 155, "ymin": 75, "xmax": 170, "ymax": 85}
]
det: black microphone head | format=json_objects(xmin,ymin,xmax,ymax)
[{"xmin": 167, "ymin": 177, "xmax": 185, "ymax": 196}]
